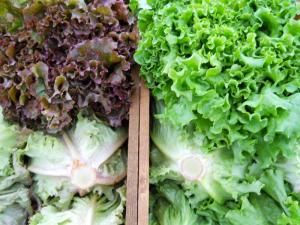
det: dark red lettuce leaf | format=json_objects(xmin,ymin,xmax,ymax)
[{"xmin": 0, "ymin": 0, "xmax": 137, "ymax": 133}]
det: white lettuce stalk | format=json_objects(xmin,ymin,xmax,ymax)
[
  {"xmin": 24, "ymin": 114, "xmax": 127, "ymax": 205},
  {"xmin": 151, "ymin": 118, "xmax": 208, "ymax": 182}
]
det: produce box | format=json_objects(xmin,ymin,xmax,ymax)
[
  {"xmin": 0, "ymin": 68, "xmax": 140, "ymax": 225},
  {"xmin": 138, "ymin": 80, "xmax": 150, "ymax": 225},
  {"xmin": 135, "ymin": 1, "xmax": 300, "ymax": 225},
  {"xmin": 126, "ymin": 67, "xmax": 141, "ymax": 225},
  {"xmin": 0, "ymin": 1, "xmax": 140, "ymax": 224}
]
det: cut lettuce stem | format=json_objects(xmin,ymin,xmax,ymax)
[
  {"xmin": 180, "ymin": 154, "xmax": 207, "ymax": 181},
  {"xmin": 71, "ymin": 161, "xmax": 97, "ymax": 190}
]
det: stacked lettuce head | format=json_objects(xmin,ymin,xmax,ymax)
[
  {"xmin": 0, "ymin": 0, "xmax": 138, "ymax": 133},
  {"xmin": 0, "ymin": 106, "xmax": 128, "ymax": 224},
  {"xmin": 136, "ymin": 0, "xmax": 300, "ymax": 224},
  {"xmin": 0, "ymin": 0, "xmax": 134, "ymax": 224},
  {"xmin": 149, "ymin": 103, "xmax": 300, "ymax": 225},
  {"xmin": 136, "ymin": 0, "xmax": 300, "ymax": 160}
]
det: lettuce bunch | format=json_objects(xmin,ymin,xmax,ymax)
[
  {"xmin": 136, "ymin": 0, "xmax": 300, "ymax": 157},
  {"xmin": 0, "ymin": 106, "xmax": 128, "ymax": 224},
  {"xmin": 0, "ymin": 0, "xmax": 137, "ymax": 133},
  {"xmin": 136, "ymin": 2, "xmax": 300, "ymax": 222},
  {"xmin": 149, "ymin": 103, "xmax": 300, "ymax": 225}
]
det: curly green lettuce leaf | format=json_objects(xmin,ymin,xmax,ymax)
[
  {"xmin": 136, "ymin": 0, "xmax": 300, "ymax": 157},
  {"xmin": 29, "ymin": 186, "xmax": 126, "ymax": 225},
  {"xmin": 225, "ymin": 195, "xmax": 278, "ymax": 225},
  {"xmin": 0, "ymin": 107, "xmax": 28, "ymax": 153},
  {"xmin": 259, "ymin": 169, "xmax": 288, "ymax": 211},
  {"xmin": 130, "ymin": 0, "xmax": 151, "ymax": 13},
  {"xmin": 195, "ymin": 193, "xmax": 285, "ymax": 225},
  {"xmin": 24, "ymin": 114, "xmax": 127, "ymax": 207},
  {"xmin": 278, "ymin": 197, "xmax": 300, "ymax": 225}
]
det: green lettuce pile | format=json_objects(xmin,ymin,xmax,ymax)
[
  {"xmin": 135, "ymin": 0, "xmax": 300, "ymax": 224},
  {"xmin": 0, "ymin": 106, "xmax": 128, "ymax": 225},
  {"xmin": 149, "ymin": 103, "xmax": 300, "ymax": 225},
  {"xmin": 136, "ymin": 0, "xmax": 300, "ymax": 154}
]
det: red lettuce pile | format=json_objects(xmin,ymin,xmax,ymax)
[{"xmin": 0, "ymin": 0, "xmax": 137, "ymax": 133}]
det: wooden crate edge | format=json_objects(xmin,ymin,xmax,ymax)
[
  {"xmin": 126, "ymin": 67, "xmax": 140, "ymax": 225},
  {"xmin": 138, "ymin": 79, "xmax": 150, "ymax": 225}
]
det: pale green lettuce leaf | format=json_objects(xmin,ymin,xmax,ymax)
[
  {"xmin": 24, "ymin": 114, "xmax": 127, "ymax": 206},
  {"xmin": 0, "ymin": 184, "xmax": 32, "ymax": 225},
  {"xmin": 152, "ymin": 182, "xmax": 200, "ymax": 225},
  {"xmin": 70, "ymin": 114, "xmax": 127, "ymax": 168},
  {"xmin": 225, "ymin": 196, "xmax": 270, "ymax": 225},
  {"xmin": 30, "ymin": 186, "xmax": 126, "ymax": 225},
  {"xmin": 276, "ymin": 145, "xmax": 300, "ymax": 192},
  {"xmin": 151, "ymin": 105, "xmax": 263, "ymax": 203}
]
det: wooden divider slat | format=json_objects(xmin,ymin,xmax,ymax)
[
  {"xmin": 138, "ymin": 79, "xmax": 150, "ymax": 225},
  {"xmin": 126, "ymin": 67, "xmax": 140, "ymax": 225}
]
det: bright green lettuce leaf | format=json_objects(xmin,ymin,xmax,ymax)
[
  {"xmin": 0, "ymin": 107, "xmax": 17, "ymax": 151},
  {"xmin": 249, "ymin": 194, "xmax": 283, "ymax": 224},
  {"xmin": 0, "ymin": 150, "xmax": 31, "ymax": 192},
  {"xmin": 196, "ymin": 193, "xmax": 285, "ymax": 225},
  {"xmin": 129, "ymin": 0, "xmax": 151, "ymax": 14},
  {"xmin": 0, "ymin": 107, "xmax": 28, "ymax": 153},
  {"xmin": 29, "ymin": 186, "xmax": 126, "ymax": 225},
  {"xmin": 278, "ymin": 197, "xmax": 300, "ymax": 225},
  {"xmin": 24, "ymin": 113, "xmax": 127, "ymax": 207},
  {"xmin": 136, "ymin": 0, "xmax": 300, "ymax": 158},
  {"xmin": 0, "ymin": 0, "xmax": 26, "ymax": 32},
  {"xmin": 150, "ymin": 181, "xmax": 286, "ymax": 225}
]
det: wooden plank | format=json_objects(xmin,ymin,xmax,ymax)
[
  {"xmin": 138, "ymin": 79, "xmax": 150, "ymax": 225},
  {"xmin": 126, "ymin": 67, "xmax": 140, "ymax": 225}
]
